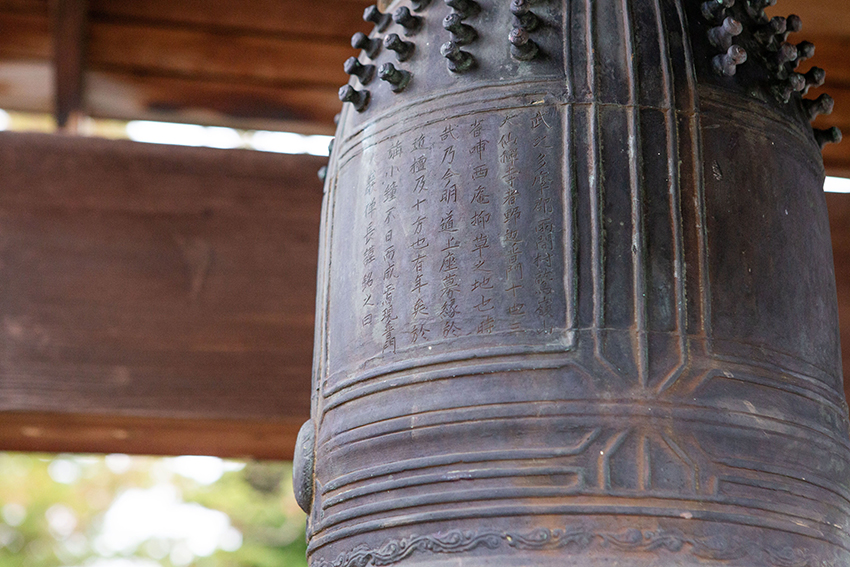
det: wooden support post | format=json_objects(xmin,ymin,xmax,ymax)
[{"xmin": 52, "ymin": 0, "xmax": 88, "ymax": 131}]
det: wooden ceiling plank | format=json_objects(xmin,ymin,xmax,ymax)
[
  {"xmin": 88, "ymin": 0, "xmax": 370, "ymax": 42},
  {"xmin": 0, "ymin": 11, "xmax": 51, "ymax": 59},
  {"xmin": 85, "ymin": 69, "xmax": 340, "ymax": 132},
  {"xmin": 86, "ymin": 20, "xmax": 350, "ymax": 89},
  {"xmin": 0, "ymin": 0, "xmax": 47, "ymax": 13},
  {"xmin": 0, "ymin": 63, "xmax": 341, "ymax": 134}
]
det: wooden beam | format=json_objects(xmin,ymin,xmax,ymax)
[
  {"xmin": 0, "ymin": 413, "xmax": 303, "ymax": 459},
  {"xmin": 0, "ymin": 134, "xmax": 849, "ymax": 458},
  {"xmin": 0, "ymin": 131, "xmax": 324, "ymax": 458},
  {"xmin": 51, "ymin": 0, "xmax": 88, "ymax": 130}
]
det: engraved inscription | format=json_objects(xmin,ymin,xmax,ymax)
[{"xmin": 327, "ymin": 107, "xmax": 568, "ymax": 389}]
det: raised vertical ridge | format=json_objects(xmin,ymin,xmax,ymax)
[
  {"xmin": 651, "ymin": 0, "xmax": 690, "ymax": 391},
  {"xmin": 622, "ymin": 0, "xmax": 648, "ymax": 388},
  {"xmin": 586, "ymin": 0, "xmax": 601, "ymax": 332},
  {"xmin": 564, "ymin": 105, "xmax": 577, "ymax": 332}
]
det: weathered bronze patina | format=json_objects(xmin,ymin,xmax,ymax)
[{"xmin": 296, "ymin": 0, "xmax": 849, "ymax": 565}]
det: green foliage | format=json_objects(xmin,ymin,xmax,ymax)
[
  {"xmin": 0, "ymin": 453, "xmax": 308, "ymax": 567},
  {"xmin": 186, "ymin": 463, "xmax": 307, "ymax": 567}
]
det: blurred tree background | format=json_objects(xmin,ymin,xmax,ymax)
[{"xmin": 0, "ymin": 453, "xmax": 308, "ymax": 567}]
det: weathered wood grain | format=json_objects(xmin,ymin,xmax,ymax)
[
  {"xmin": 86, "ymin": 21, "xmax": 351, "ymax": 88},
  {"xmin": 83, "ymin": 69, "xmax": 341, "ymax": 133},
  {"xmin": 88, "ymin": 0, "xmax": 369, "ymax": 42},
  {"xmin": 0, "ymin": 132, "xmax": 324, "ymax": 458},
  {"xmin": 0, "ymin": 413, "xmax": 303, "ymax": 459}
]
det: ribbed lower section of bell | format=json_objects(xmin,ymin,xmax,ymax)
[{"xmin": 308, "ymin": 330, "xmax": 850, "ymax": 567}]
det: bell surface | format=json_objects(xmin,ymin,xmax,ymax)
[{"xmin": 296, "ymin": 0, "xmax": 850, "ymax": 565}]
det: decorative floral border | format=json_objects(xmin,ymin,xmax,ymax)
[{"xmin": 313, "ymin": 526, "xmax": 825, "ymax": 567}]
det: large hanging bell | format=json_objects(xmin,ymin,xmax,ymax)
[{"xmin": 296, "ymin": 1, "xmax": 850, "ymax": 565}]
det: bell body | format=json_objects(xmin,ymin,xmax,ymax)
[{"xmin": 299, "ymin": 0, "xmax": 850, "ymax": 565}]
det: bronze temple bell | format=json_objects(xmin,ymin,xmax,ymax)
[{"xmin": 294, "ymin": 0, "xmax": 850, "ymax": 565}]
